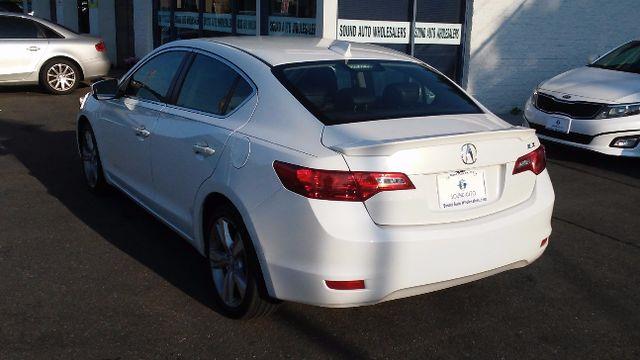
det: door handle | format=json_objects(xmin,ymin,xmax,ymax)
[
  {"xmin": 134, "ymin": 126, "xmax": 150, "ymax": 138},
  {"xmin": 27, "ymin": 46, "xmax": 40, "ymax": 51},
  {"xmin": 193, "ymin": 143, "xmax": 216, "ymax": 157}
]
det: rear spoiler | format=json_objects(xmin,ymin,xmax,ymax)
[{"xmin": 329, "ymin": 127, "xmax": 536, "ymax": 156}]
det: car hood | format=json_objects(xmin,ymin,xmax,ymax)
[{"xmin": 539, "ymin": 66, "xmax": 640, "ymax": 103}]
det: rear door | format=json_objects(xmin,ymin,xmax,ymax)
[
  {"xmin": 0, "ymin": 15, "xmax": 49, "ymax": 81},
  {"xmin": 150, "ymin": 52, "xmax": 257, "ymax": 237}
]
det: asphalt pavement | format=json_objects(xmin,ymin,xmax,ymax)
[{"xmin": 0, "ymin": 85, "xmax": 639, "ymax": 359}]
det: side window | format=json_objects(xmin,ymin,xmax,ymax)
[
  {"xmin": 176, "ymin": 54, "xmax": 253, "ymax": 115},
  {"xmin": 0, "ymin": 16, "xmax": 43, "ymax": 39},
  {"xmin": 38, "ymin": 24, "xmax": 64, "ymax": 39},
  {"xmin": 124, "ymin": 51, "xmax": 187, "ymax": 103}
]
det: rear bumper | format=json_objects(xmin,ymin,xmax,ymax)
[
  {"xmin": 80, "ymin": 56, "xmax": 111, "ymax": 81},
  {"xmin": 251, "ymin": 171, "xmax": 555, "ymax": 307},
  {"xmin": 524, "ymin": 100, "xmax": 640, "ymax": 157}
]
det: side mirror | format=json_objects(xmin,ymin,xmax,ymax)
[{"xmin": 92, "ymin": 78, "xmax": 120, "ymax": 100}]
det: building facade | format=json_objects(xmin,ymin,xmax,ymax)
[{"xmin": 25, "ymin": 0, "xmax": 640, "ymax": 113}]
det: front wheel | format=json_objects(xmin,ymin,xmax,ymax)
[
  {"xmin": 206, "ymin": 204, "xmax": 280, "ymax": 319},
  {"xmin": 79, "ymin": 123, "xmax": 108, "ymax": 194},
  {"xmin": 40, "ymin": 59, "xmax": 80, "ymax": 95}
]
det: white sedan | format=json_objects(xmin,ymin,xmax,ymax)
[
  {"xmin": 77, "ymin": 37, "xmax": 554, "ymax": 319},
  {"xmin": 525, "ymin": 40, "xmax": 640, "ymax": 156},
  {"xmin": 0, "ymin": 12, "xmax": 110, "ymax": 94}
]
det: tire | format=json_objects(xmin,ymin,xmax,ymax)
[
  {"xmin": 205, "ymin": 204, "xmax": 280, "ymax": 319},
  {"xmin": 40, "ymin": 58, "xmax": 80, "ymax": 95},
  {"xmin": 79, "ymin": 122, "xmax": 108, "ymax": 194}
]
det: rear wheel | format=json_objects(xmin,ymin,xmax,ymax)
[
  {"xmin": 206, "ymin": 204, "xmax": 280, "ymax": 319},
  {"xmin": 40, "ymin": 59, "xmax": 80, "ymax": 95},
  {"xmin": 79, "ymin": 123, "xmax": 108, "ymax": 194}
]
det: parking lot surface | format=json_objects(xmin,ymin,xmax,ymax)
[{"xmin": 1, "ymin": 85, "xmax": 639, "ymax": 359}]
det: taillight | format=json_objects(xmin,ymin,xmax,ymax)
[
  {"xmin": 95, "ymin": 41, "xmax": 106, "ymax": 52},
  {"xmin": 325, "ymin": 280, "xmax": 365, "ymax": 290},
  {"xmin": 513, "ymin": 145, "xmax": 546, "ymax": 175},
  {"xmin": 273, "ymin": 161, "xmax": 415, "ymax": 202}
]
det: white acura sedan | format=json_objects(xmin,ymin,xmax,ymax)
[
  {"xmin": 525, "ymin": 40, "xmax": 640, "ymax": 157},
  {"xmin": 77, "ymin": 37, "xmax": 554, "ymax": 319}
]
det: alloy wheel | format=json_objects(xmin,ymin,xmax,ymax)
[
  {"xmin": 46, "ymin": 63, "xmax": 76, "ymax": 92},
  {"xmin": 81, "ymin": 129, "xmax": 99, "ymax": 188},
  {"xmin": 209, "ymin": 217, "xmax": 249, "ymax": 308}
]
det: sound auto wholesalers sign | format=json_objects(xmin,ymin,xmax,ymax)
[{"xmin": 337, "ymin": 19, "xmax": 462, "ymax": 45}]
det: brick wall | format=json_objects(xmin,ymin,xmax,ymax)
[{"xmin": 465, "ymin": 0, "xmax": 639, "ymax": 114}]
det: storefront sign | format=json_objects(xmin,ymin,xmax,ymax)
[
  {"xmin": 174, "ymin": 12, "xmax": 200, "ymax": 30},
  {"xmin": 158, "ymin": 10, "xmax": 170, "ymax": 26},
  {"xmin": 203, "ymin": 13, "xmax": 232, "ymax": 33},
  {"xmin": 236, "ymin": 15, "xmax": 256, "ymax": 35},
  {"xmin": 414, "ymin": 22, "xmax": 462, "ymax": 45},
  {"xmin": 337, "ymin": 19, "xmax": 462, "ymax": 45},
  {"xmin": 268, "ymin": 17, "xmax": 316, "ymax": 36},
  {"xmin": 337, "ymin": 19, "xmax": 409, "ymax": 44}
]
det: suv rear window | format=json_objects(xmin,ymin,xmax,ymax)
[{"xmin": 273, "ymin": 60, "xmax": 482, "ymax": 125}]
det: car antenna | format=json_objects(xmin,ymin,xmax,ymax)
[{"xmin": 329, "ymin": 40, "xmax": 352, "ymax": 58}]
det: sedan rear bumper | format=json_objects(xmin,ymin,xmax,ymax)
[
  {"xmin": 80, "ymin": 56, "xmax": 111, "ymax": 81},
  {"xmin": 250, "ymin": 171, "xmax": 555, "ymax": 307}
]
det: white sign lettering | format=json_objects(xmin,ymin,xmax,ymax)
[
  {"xmin": 268, "ymin": 16, "xmax": 316, "ymax": 36},
  {"xmin": 337, "ymin": 19, "xmax": 462, "ymax": 45}
]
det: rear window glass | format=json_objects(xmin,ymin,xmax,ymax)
[{"xmin": 273, "ymin": 60, "xmax": 482, "ymax": 125}]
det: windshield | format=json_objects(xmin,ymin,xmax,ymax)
[
  {"xmin": 589, "ymin": 41, "xmax": 640, "ymax": 74},
  {"xmin": 272, "ymin": 60, "xmax": 482, "ymax": 125}
]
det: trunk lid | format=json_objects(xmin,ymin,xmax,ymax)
[{"xmin": 322, "ymin": 114, "xmax": 540, "ymax": 226}]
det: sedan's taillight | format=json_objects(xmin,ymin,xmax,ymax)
[
  {"xmin": 273, "ymin": 161, "xmax": 415, "ymax": 202},
  {"xmin": 513, "ymin": 145, "xmax": 546, "ymax": 175},
  {"xmin": 95, "ymin": 41, "xmax": 106, "ymax": 52}
]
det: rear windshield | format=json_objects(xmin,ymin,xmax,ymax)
[
  {"xmin": 589, "ymin": 41, "xmax": 640, "ymax": 74},
  {"xmin": 272, "ymin": 60, "xmax": 482, "ymax": 125}
]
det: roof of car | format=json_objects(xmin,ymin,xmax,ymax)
[{"xmin": 171, "ymin": 36, "xmax": 417, "ymax": 67}]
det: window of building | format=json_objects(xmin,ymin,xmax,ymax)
[
  {"xmin": 202, "ymin": 0, "xmax": 232, "ymax": 36},
  {"xmin": 174, "ymin": 0, "xmax": 200, "ymax": 39},
  {"xmin": 268, "ymin": 0, "xmax": 316, "ymax": 36},
  {"xmin": 157, "ymin": 0, "xmax": 172, "ymax": 45},
  {"xmin": 176, "ymin": 54, "xmax": 253, "ymax": 115}
]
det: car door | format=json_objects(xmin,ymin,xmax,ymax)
[
  {"xmin": 149, "ymin": 52, "xmax": 257, "ymax": 237},
  {"xmin": 0, "ymin": 15, "xmax": 49, "ymax": 82},
  {"xmin": 96, "ymin": 50, "xmax": 189, "ymax": 204}
]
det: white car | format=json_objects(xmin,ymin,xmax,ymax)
[
  {"xmin": 525, "ymin": 40, "xmax": 640, "ymax": 157},
  {"xmin": 77, "ymin": 37, "xmax": 554, "ymax": 319},
  {"xmin": 0, "ymin": 12, "xmax": 110, "ymax": 94}
]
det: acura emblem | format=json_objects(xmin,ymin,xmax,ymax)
[
  {"xmin": 562, "ymin": 94, "xmax": 572, "ymax": 99},
  {"xmin": 461, "ymin": 143, "xmax": 477, "ymax": 165}
]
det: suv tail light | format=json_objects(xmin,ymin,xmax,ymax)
[
  {"xmin": 513, "ymin": 145, "xmax": 546, "ymax": 175},
  {"xmin": 95, "ymin": 41, "xmax": 106, "ymax": 52},
  {"xmin": 273, "ymin": 161, "xmax": 415, "ymax": 202}
]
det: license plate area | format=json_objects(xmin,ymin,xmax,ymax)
[
  {"xmin": 545, "ymin": 116, "xmax": 571, "ymax": 134},
  {"xmin": 437, "ymin": 170, "xmax": 488, "ymax": 210}
]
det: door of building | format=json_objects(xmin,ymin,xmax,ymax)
[{"xmin": 115, "ymin": 0, "xmax": 135, "ymax": 66}]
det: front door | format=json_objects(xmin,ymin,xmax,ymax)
[
  {"xmin": 0, "ymin": 15, "xmax": 49, "ymax": 81},
  {"xmin": 150, "ymin": 53, "xmax": 257, "ymax": 238},
  {"xmin": 96, "ymin": 50, "xmax": 188, "ymax": 203}
]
